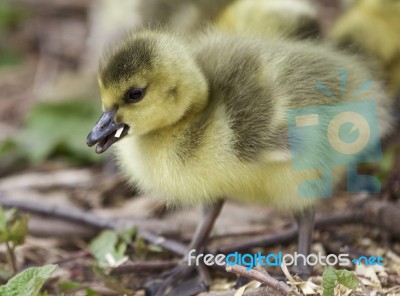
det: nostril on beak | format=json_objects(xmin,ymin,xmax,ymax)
[
  {"xmin": 100, "ymin": 123, "xmax": 109, "ymax": 130},
  {"xmin": 94, "ymin": 109, "xmax": 115, "ymax": 132}
]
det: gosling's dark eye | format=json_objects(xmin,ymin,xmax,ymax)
[{"xmin": 125, "ymin": 88, "xmax": 146, "ymax": 103}]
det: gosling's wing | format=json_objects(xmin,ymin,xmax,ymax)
[
  {"xmin": 192, "ymin": 35, "xmax": 284, "ymax": 162},
  {"xmin": 192, "ymin": 34, "xmax": 393, "ymax": 162}
]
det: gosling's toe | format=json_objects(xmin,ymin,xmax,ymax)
[{"xmin": 144, "ymin": 263, "xmax": 210, "ymax": 296}]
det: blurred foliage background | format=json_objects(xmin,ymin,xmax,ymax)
[{"xmin": 0, "ymin": 0, "xmax": 144, "ymax": 174}]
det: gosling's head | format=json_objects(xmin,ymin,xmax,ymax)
[{"xmin": 87, "ymin": 31, "xmax": 208, "ymax": 153}]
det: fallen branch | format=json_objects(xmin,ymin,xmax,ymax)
[
  {"xmin": 53, "ymin": 250, "xmax": 90, "ymax": 265},
  {"xmin": 1, "ymin": 195, "xmax": 399, "ymax": 259},
  {"xmin": 217, "ymin": 226, "xmax": 297, "ymax": 254},
  {"xmin": 198, "ymin": 287, "xmax": 284, "ymax": 296},
  {"xmin": 225, "ymin": 265, "xmax": 300, "ymax": 296},
  {"xmin": 0, "ymin": 169, "xmax": 93, "ymax": 191},
  {"xmin": 0, "ymin": 195, "xmax": 187, "ymax": 256},
  {"xmin": 0, "ymin": 195, "xmax": 116, "ymax": 228},
  {"xmin": 109, "ymin": 260, "xmax": 178, "ymax": 275},
  {"xmin": 14, "ymin": 0, "xmax": 91, "ymax": 11},
  {"xmin": 218, "ymin": 200, "xmax": 400, "ymax": 253}
]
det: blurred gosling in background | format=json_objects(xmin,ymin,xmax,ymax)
[
  {"xmin": 216, "ymin": 0, "xmax": 320, "ymax": 40},
  {"xmin": 331, "ymin": 0, "xmax": 400, "ymax": 97}
]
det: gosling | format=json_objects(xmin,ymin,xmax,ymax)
[
  {"xmin": 139, "ymin": 0, "xmax": 235, "ymax": 34},
  {"xmin": 331, "ymin": 0, "xmax": 400, "ymax": 97},
  {"xmin": 140, "ymin": 0, "xmax": 320, "ymax": 41},
  {"xmin": 87, "ymin": 30, "xmax": 393, "ymax": 295},
  {"xmin": 216, "ymin": 0, "xmax": 320, "ymax": 40}
]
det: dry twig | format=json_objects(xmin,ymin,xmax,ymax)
[
  {"xmin": 225, "ymin": 264, "xmax": 300, "ymax": 296},
  {"xmin": 109, "ymin": 260, "xmax": 178, "ymax": 275}
]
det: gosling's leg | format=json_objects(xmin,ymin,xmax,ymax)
[
  {"xmin": 145, "ymin": 200, "xmax": 225, "ymax": 296},
  {"xmin": 292, "ymin": 207, "xmax": 315, "ymax": 279}
]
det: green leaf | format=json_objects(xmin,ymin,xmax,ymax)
[
  {"xmin": 0, "ymin": 207, "xmax": 6, "ymax": 235},
  {"xmin": 0, "ymin": 264, "xmax": 57, "ymax": 296},
  {"xmin": 0, "ymin": 208, "xmax": 17, "ymax": 243},
  {"xmin": 4, "ymin": 208, "xmax": 16, "ymax": 224},
  {"xmin": 0, "ymin": 0, "xmax": 28, "ymax": 29},
  {"xmin": 89, "ymin": 230, "xmax": 118, "ymax": 266},
  {"xmin": 0, "ymin": 266, "xmax": 13, "ymax": 281},
  {"xmin": 134, "ymin": 237, "xmax": 149, "ymax": 260},
  {"xmin": 0, "ymin": 208, "xmax": 16, "ymax": 231},
  {"xmin": 85, "ymin": 288, "xmax": 99, "ymax": 296},
  {"xmin": 58, "ymin": 281, "xmax": 81, "ymax": 292},
  {"xmin": 147, "ymin": 244, "xmax": 163, "ymax": 253},
  {"xmin": 8, "ymin": 215, "xmax": 29, "ymax": 246},
  {"xmin": 0, "ymin": 49, "xmax": 23, "ymax": 67},
  {"xmin": 336, "ymin": 269, "xmax": 359, "ymax": 290},
  {"xmin": 322, "ymin": 267, "xmax": 338, "ymax": 296},
  {"xmin": 119, "ymin": 227, "xmax": 136, "ymax": 244},
  {"xmin": 115, "ymin": 242, "xmax": 128, "ymax": 261},
  {"xmin": 2, "ymin": 100, "xmax": 104, "ymax": 166},
  {"xmin": 0, "ymin": 140, "xmax": 28, "ymax": 175},
  {"xmin": 89, "ymin": 230, "xmax": 128, "ymax": 268},
  {"xmin": 322, "ymin": 267, "xmax": 359, "ymax": 296}
]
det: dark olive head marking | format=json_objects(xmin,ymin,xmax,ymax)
[{"xmin": 100, "ymin": 37, "xmax": 155, "ymax": 88}]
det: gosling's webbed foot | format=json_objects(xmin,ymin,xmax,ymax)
[{"xmin": 144, "ymin": 262, "xmax": 210, "ymax": 296}]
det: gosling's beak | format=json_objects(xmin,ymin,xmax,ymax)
[{"xmin": 87, "ymin": 109, "xmax": 129, "ymax": 154}]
